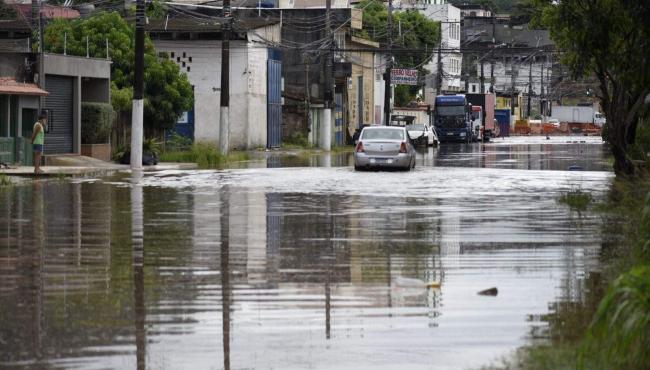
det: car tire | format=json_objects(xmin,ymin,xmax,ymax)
[{"xmin": 354, "ymin": 165, "xmax": 363, "ymax": 171}]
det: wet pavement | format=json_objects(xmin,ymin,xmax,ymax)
[{"xmin": 0, "ymin": 136, "xmax": 613, "ymax": 369}]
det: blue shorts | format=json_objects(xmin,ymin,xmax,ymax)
[{"xmin": 33, "ymin": 144, "xmax": 43, "ymax": 153}]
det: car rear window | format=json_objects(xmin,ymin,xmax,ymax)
[
  {"xmin": 361, "ymin": 128, "xmax": 404, "ymax": 140},
  {"xmin": 406, "ymin": 124, "xmax": 425, "ymax": 131}
]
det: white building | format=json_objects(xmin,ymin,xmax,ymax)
[
  {"xmin": 396, "ymin": 0, "xmax": 463, "ymax": 102},
  {"xmin": 150, "ymin": 20, "xmax": 281, "ymax": 149}
]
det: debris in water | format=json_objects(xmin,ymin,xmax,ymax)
[{"xmin": 477, "ymin": 287, "xmax": 498, "ymax": 296}]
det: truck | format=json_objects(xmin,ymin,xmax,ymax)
[
  {"xmin": 465, "ymin": 93, "xmax": 496, "ymax": 140},
  {"xmin": 433, "ymin": 94, "xmax": 472, "ymax": 143},
  {"xmin": 551, "ymin": 105, "xmax": 606, "ymax": 127}
]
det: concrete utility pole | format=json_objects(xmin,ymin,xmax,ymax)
[
  {"xmin": 481, "ymin": 60, "xmax": 485, "ymax": 94},
  {"xmin": 539, "ymin": 59, "xmax": 546, "ymax": 116},
  {"xmin": 490, "ymin": 61, "xmax": 494, "ymax": 92},
  {"xmin": 435, "ymin": 21, "xmax": 442, "ymax": 95},
  {"xmin": 527, "ymin": 58, "xmax": 533, "ymax": 118},
  {"xmin": 321, "ymin": 0, "xmax": 332, "ymax": 150},
  {"xmin": 219, "ymin": 0, "xmax": 232, "ymax": 155},
  {"xmin": 510, "ymin": 58, "xmax": 516, "ymax": 115},
  {"xmin": 130, "ymin": 0, "xmax": 145, "ymax": 169},
  {"xmin": 384, "ymin": 0, "xmax": 393, "ymax": 126}
]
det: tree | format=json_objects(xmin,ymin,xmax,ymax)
[
  {"xmin": 537, "ymin": 0, "xmax": 650, "ymax": 176},
  {"xmin": 356, "ymin": 1, "xmax": 440, "ymax": 106},
  {"xmin": 0, "ymin": 0, "xmax": 18, "ymax": 19},
  {"xmin": 43, "ymin": 12, "xmax": 193, "ymax": 132}
]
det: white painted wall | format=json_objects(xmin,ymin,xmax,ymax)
[{"xmin": 154, "ymin": 24, "xmax": 280, "ymax": 149}]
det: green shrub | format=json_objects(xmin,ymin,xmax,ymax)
[
  {"xmin": 160, "ymin": 142, "xmax": 249, "ymax": 169},
  {"xmin": 0, "ymin": 173, "xmax": 11, "ymax": 187},
  {"xmin": 81, "ymin": 102, "xmax": 115, "ymax": 144},
  {"xmin": 166, "ymin": 132, "xmax": 192, "ymax": 152},
  {"xmin": 283, "ymin": 132, "xmax": 309, "ymax": 148},
  {"xmin": 580, "ymin": 265, "xmax": 650, "ymax": 370}
]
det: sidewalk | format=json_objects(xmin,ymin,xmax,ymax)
[{"xmin": 1, "ymin": 155, "xmax": 197, "ymax": 177}]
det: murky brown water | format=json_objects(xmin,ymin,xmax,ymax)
[{"xmin": 1, "ymin": 137, "xmax": 612, "ymax": 369}]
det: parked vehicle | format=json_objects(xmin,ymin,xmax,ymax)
[
  {"xmin": 551, "ymin": 105, "xmax": 606, "ymax": 127},
  {"xmin": 354, "ymin": 126, "xmax": 416, "ymax": 171},
  {"xmin": 465, "ymin": 93, "xmax": 496, "ymax": 140},
  {"xmin": 434, "ymin": 95, "xmax": 472, "ymax": 143},
  {"xmin": 406, "ymin": 123, "xmax": 439, "ymax": 146}
]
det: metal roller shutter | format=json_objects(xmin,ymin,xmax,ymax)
[{"xmin": 44, "ymin": 75, "xmax": 73, "ymax": 154}]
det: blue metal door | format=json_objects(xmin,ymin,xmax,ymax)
[
  {"xmin": 267, "ymin": 56, "xmax": 282, "ymax": 148},
  {"xmin": 334, "ymin": 92, "xmax": 344, "ymax": 146}
]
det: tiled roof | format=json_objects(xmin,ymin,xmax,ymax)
[
  {"xmin": 0, "ymin": 77, "xmax": 48, "ymax": 96},
  {"xmin": 13, "ymin": 4, "xmax": 80, "ymax": 20}
]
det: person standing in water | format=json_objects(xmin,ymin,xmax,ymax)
[{"xmin": 31, "ymin": 112, "xmax": 47, "ymax": 174}]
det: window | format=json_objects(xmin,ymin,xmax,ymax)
[{"xmin": 361, "ymin": 128, "xmax": 405, "ymax": 140}]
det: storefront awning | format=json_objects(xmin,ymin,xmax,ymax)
[{"xmin": 0, "ymin": 78, "xmax": 49, "ymax": 96}]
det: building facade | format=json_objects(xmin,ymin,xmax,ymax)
[
  {"xmin": 149, "ymin": 16, "xmax": 282, "ymax": 150},
  {"xmin": 396, "ymin": 0, "xmax": 463, "ymax": 102}
]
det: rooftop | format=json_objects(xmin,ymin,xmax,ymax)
[{"xmin": 0, "ymin": 77, "xmax": 48, "ymax": 96}]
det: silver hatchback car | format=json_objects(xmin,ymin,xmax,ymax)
[{"xmin": 354, "ymin": 126, "xmax": 416, "ymax": 171}]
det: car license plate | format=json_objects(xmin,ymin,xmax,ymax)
[
  {"xmin": 447, "ymin": 132, "xmax": 453, "ymax": 135},
  {"xmin": 371, "ymin": 158, "xmax": 390, "ymax": 164}
]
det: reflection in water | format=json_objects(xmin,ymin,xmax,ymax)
[
  {"xmin": 0, "ymin": 139, "xmax": 614, "ymax": 369},
  {"xmin": 221, "ymin": 187, "xmax": 231, "ymax": 370},
  {"xmin": 131, "ymin": 171, "xmax": 146, "ymax": 370}
]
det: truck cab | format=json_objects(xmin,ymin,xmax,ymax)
[{"xmin": 434, "ymin": 95, "xmax": 472, "ymax": 143}]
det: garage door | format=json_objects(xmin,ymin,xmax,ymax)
[{"xmin": 44, "ymin": 75, "xmax": 73, "ymax": 154}]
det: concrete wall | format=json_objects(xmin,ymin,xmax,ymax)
[
  {"xmin": 346, "ymin": 48, "xmax": 375, "ymax": 135},
  {"xmin": 155, "ymin": 26, "xmax": 278, "ymax": 149},
  {"xmin": 16, "ymin": 95, "xmax": 39, "ymax": 137},
  {"xmin": 0, "ymin": 53, "xmax": 27, "ymax": 80},
  {"xmin": 81, "ymin": 78, "xmax": 110, "ymax": 103},
  {"xmin": 43, "ymin": 54, "xmax": 111, "ymax": 79}
]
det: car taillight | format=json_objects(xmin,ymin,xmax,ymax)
[
  {"xmin": 399, "ymin": 142, "xmax": 407, "ymax": 153},
  {"xmin": 356, "ymin": 141, "xmax": 364, "ymax": 153}
]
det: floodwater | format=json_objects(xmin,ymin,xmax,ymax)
[{"xmin": 0, "ymin": 136, "xmax": 613, "ymax": 369}]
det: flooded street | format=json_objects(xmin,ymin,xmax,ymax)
[{"xmin": 1, "ymin": 137, "xmax": 613, "ymax": 369}]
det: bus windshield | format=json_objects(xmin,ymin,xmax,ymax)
[{"xmin": 436, "ymin": 105, "xmax": 466, "ymax": 116}]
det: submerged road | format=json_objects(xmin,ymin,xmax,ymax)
[{"xmin": 0, "ymin": 136, "xmax": 613, "ymax": 369}]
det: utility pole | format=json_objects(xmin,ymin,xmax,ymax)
[
  {"xmin": 219, "ymin": 0, "xmax": 232, "ymax": 155},
  {"xmin": 130, "ymin": 0, "xmax": 145, "ymax": 169},
  {"xmin": 481, "ymin": 60, "xmax": 485, "ymax": 94},
  {"xmin": 304, "ymin": 52, "xmax": 310, "ymax": 134},
  {"xmin": 527, "ymin": 58, "xmax": 532, "ymax": 118},
  {"xmin": 435, "ymin": 22, "xmax": 442, "ymax": 95},
  {"xmin": 384, "ymin": 0, "xmax": 393, "ymax": 126},
  {"xmin": 321, "ymin": 0, "xmax": 332, "ymax": 150},
  {"xmin": 489, "ymin": 61, "xmax": 494, "ymax": 93},
  {"xmin": 510, "ymin": 59, "xmax": 516, "ymax": 116},
  {"xmin": 539, "ymin": 59, "xmax": 546, "ymax": 116}
]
